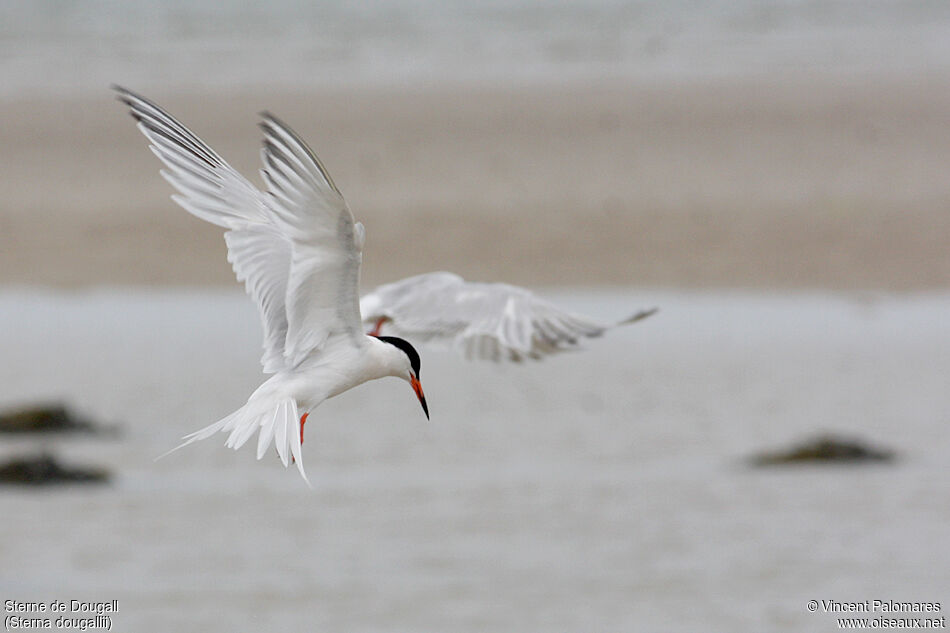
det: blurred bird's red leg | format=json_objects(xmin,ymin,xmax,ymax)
[{"xmin": 369, "ymin": 317, "xmax": 389, "ymax": 336}]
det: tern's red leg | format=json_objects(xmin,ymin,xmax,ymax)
[
  {"xmin": 300, "ymin": 412, "xmax": 309, "ymax": 445},
  {"xmin": 291, "ymin": 412, "xmax": 310, "ymax": 464},
  {"xmin": 369, "ymin": 317, "xmax": 389, "ymax": 337}
]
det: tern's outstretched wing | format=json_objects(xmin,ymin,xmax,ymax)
[
  {"xmin": 258, "ymin": 112, "xmax": 365, "ymax": 367},
  {"xmin": 360, "ymin": 272, "xmax": 656, "ymax": 362},
  {"xmin": 115, "ymin": 86, "xmax": 291, "ymax": 372},
  {"xmin": 115, "ymin": 87, "xmax": 365, "ymax": 373}
]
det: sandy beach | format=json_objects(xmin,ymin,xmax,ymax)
[{"xmin": 3, "ymin": 73, "xmax": 949, "ymax": 291}]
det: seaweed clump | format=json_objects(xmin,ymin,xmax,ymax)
[
  {"xmin": 750, "ymin": 433, "xmax": 896, "ymax": 466},
  {"xmin": 0, "ymin": 403, "xmax": 117, "ymax": 436},
  {"xmin": 0, "ymin": 452, "xmax": 110, "ymax": 486}
]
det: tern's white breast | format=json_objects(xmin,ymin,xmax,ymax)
[{"xmin": 252, "ymin": 335, "xmax": 406, "ymax": 411}]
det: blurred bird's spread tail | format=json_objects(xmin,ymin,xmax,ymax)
[{"xmin": 155, "ymin": 397, "xmax": 310, "ymax": 486}]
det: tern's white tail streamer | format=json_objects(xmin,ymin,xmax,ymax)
[{"xmin": 157, "ymin": 397, "xmax": 309, "ymax": 486}]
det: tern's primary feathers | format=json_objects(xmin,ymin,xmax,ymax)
[
  {"xmin": 115, "ymin": 86, "xmax": 428, "ymax": 485},
  {"xmin": 360, "ymin": 272, "xmax": 657, "ymax": 362}
]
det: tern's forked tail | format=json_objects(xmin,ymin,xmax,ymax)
[{"xmin": 155, "ymin": 397, "xmax": 310, "ymax": 486}]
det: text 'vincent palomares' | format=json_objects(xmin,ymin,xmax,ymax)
[{"xmin": 819, "ymin": 600, "xmax": 941, "ymax": 613}]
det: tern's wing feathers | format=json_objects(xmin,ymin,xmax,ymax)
[
  {"xmin": 113, "ymin": 87, "xmax": 271, "ymax": 230},
  {"xmin": 360, "ymin": 272, "xmax": 655, "ymax": 362},
  {"xmin": 224, "ymin": 225, "xmax": 292, "ymax": 372},
  {"xmin": 116, "ymin": 87, "xmax": 363, "ymax": 372},
  {"xmin": 114, "ymin": 86, "xmax": 291, "ymax": 372},
  {"xmin": 258, "ymin": 113, "xmax": 365, "ymax": 367}
]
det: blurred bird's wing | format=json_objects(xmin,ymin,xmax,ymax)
[
  {"xmin": 115, "ymin": 87, "xmax": 365, "ymax": 373},
  {"xmin": 360, "ymin": 272, "xmax": 656, "ymax": 362}
]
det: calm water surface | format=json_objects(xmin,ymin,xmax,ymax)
[{"xmin": 0, "ymin": 289, "xmax": 947, "ymax": 631}]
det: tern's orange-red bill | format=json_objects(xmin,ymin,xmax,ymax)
[{"xmin": 411, "ymin": 376, "xmax": 429, "ymax": 419}]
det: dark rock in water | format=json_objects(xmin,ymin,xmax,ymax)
[
  {"xmin": 750, "ymin": 434, "xmax": 896, "ymax": 466},
  {"xmin": 0, "ymin": 403, "xmax": 117, "ymax": 436},
  {"xmin": 0, "ymin": 453, "xmax": 110, "ymax": 486}
]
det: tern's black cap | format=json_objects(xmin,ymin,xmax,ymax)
[{"xmin": 377, "ymin": 336, "xmax": 421, "ymax": 378}]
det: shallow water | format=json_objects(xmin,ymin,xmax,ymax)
[
  {"xmin": 4, "ymin": 0, "xmax": 950, "ymax": 96},
  {"xmin": 0, "ymin": 288, "xmax": 947, "ymax": 631}
]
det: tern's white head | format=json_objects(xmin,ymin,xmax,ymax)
[{"xmin": 374, "ymin": 335, "xmax": 428, "ymax": 419}]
